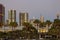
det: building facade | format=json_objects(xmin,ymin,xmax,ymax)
[
  {"xmin": 0, "ymin": 4, "xmax": 5, "ymax": 24},
  {"xmin": 8, "ymin": 9, "xmax": 16, "ymax": 24},
  {"xmin": 19, "ymin": 12, "xmax": 28, "ymax": 26},
  {"xmin": 40, "ymin": 16, "xmax": 44, "ymax": 23},
  {"xmin": 56, "ymin": 14, "xmax": 59, "ymax": 19}
]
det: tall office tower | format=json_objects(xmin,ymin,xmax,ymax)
[
  {"xmin": 0, "ymin": 4, "xmax": 5, "ymax": 24},
  {"xmin": 8, "ymin": 9, "xmax": 16, "ymax": 24},
  {"xmin": 19, "ymin": 12, "xmax": 28, "ymax": 26},
  {"xmin": 40, "ymin": 16, "xmax": 44, "ymax": 23},
  {"xmin": 56, "ymin": 14, "xmax": 59, "ymax": 19}
]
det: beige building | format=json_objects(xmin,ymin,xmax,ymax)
[
  {"xmin": 38, "ymin": 27, "xmax": 48, "ymax": 33},
  {"xmin": 19, "ymin": 12, "xmax": 28, "ymax": 26},
  {"xmin": 8, "ymin": 9, "xmax": 16, "ymax": 24},
  {"xmin": 56, "ymin": 13, "xmax": 59, "ymax": 19},
  {"xmin": 40, "ymin": 16, "xmax": 44, "ymax": 23}
]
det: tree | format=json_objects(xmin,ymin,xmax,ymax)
[
  {"xmin": 47, "ymin": 19, "xmax": 60, "ymax": 38},
  {"xmin": 53, "ymin": 19, "xmax": 60, "ymax": 27},
  {"xmin": 9, "ymin": 22, "xmax": 18, "ymax": 30},
  {"xmin": 0, "ymin": 32, "xmax": 4, "ymax": 38},
  {"xmin": 33, "ymin": 19, "xmax": 40, "ymax": 29},
  {"xmin": 39, "ymin": 22, "xmax": 45, "ymax": 27},
  {"xmin": 22, "ymin": 22, "xmax": 39, "ymax": 39},
  {"xmin": 0, "ymin": 22, "xmax": 3, "ymax": 28},
  {"xmin": 13, "ymin": 22, "xmax": 18, "ymax": 30},
  {"xmin": 45, "ymin": 20, "xmax": 52, "ymax": 26},
  {"xmin": 33, "ymin": 19, "xmax": 40, "ymax": 25},
  {"xmin": 23, "ymin": 22, "xmax": 32, "ymax": 28}
]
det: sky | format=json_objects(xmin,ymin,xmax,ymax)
[{"xmin": 0, "ymin": 0, "xmax": 60, "ymax": 22}]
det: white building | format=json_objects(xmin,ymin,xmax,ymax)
[
  {"xmin": 19, "ymin": 12, "xmax": 28, "ymax": 26},
  {"xmin": 8, "ymin": 9, "xmax": 16, "ymax": 24}
]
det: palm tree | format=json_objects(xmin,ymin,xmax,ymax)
[
  {"xmin": 9, "ymin": 22, "xmax": 18, "ymax": 31},
  {"xmin": 45, "ymin": 20, "xmax": 52, "ymax": 27},
  {"xmin": 23, "ymin": 22, "xmax": 39, "ymax": 39},
  {"xmin": 39, "ymin": 22, "xmax": 46, "ymax": 28},
  {"xmin": 12, "ymin": 22, "xmax": 18, "ymax": 30},
  {"xmin": 33, "ymin": 19, "xmax": 40, "ymax": 29},
  {"xmin": 33, "ymin": 19, "xmax": 40, "ymax": 25},
  {"xmin": 53, "ymin": 19, "xmax": 60, "ymax": 27},
  {"xmin": 23, "ymin": 22, "xmax": 32, "ymax": 28}
]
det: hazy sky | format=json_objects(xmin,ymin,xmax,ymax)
[{"xmin": 0, "ymin": 0, "xmax": 60, "ymax": 22}]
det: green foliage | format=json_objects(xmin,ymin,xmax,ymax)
[
  {"xmin": 45, "ymin": 20, "xmax": 52, "ymax": 26},
  {"xmin": 48, "ymin": 26, "xmax": 60, "ymax": 35},
  {"xmin": 22, "ymin": 26, "xmax": 39, "ymax": 39},
  {"xmin": 0, "ymin": 22, "xmax": 3, "ymax": 27},
  {"xmin": 53, "ymin": 19, "xmax": 60, "ymax": 26},
  {"xmin": 48, "ymin": 19, "xmax": 60, "ymax": 34},
  {"xmin": 33, "ymin": 19, "xmax": 40, "ymax": 23},
  {"xmin": 9, "ymin": 22, "xmax": 18, "ymax": 27},
  {"xmin": 39, "ymin": 22, "xmax": 46, "ymax": 27},
  {"xmin": 9, "ymin": 22, "xmax": 18, "ymax": 30},
  {"xmin": 23, "ymin": 22, "xmax": 32, "ymax": 27},
  {"xmin": 22, "ymin": 22, "xmax": 39, "ymax": 39}
]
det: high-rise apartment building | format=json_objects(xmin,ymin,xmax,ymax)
[
  {"xmin": 0, "ymin": 4, "xmax": 5, "ymax": 24},
  {"xmin": 19, "ymin": 12, "xmax": 28, "ymax": 26},
  {"xmin": 8, "ymin": 9, "xmax": 16, "ymax": 24},
  {"xmin": 40, "ymin": 16, "xmax": 44, "ymax": 23}
]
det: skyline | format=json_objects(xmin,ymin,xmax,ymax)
[{"xmin": 0, "ymin": 0, "xmax": 60, "ymax": 22}]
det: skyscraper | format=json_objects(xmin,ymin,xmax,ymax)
[
  {"xmin": 40, "ymin": 16, "xmax": 44, "ymax": 23},
  {"xmin": 8, "ymin": 9, "xmax": 16, "ymax": 24},
  {"xmin": 19, "ymin": 12, "xmax": 28, "ymax": 26},
  {"xmin": 0, "ymin": 4, "xmax": 5, "ymax": 24}
]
